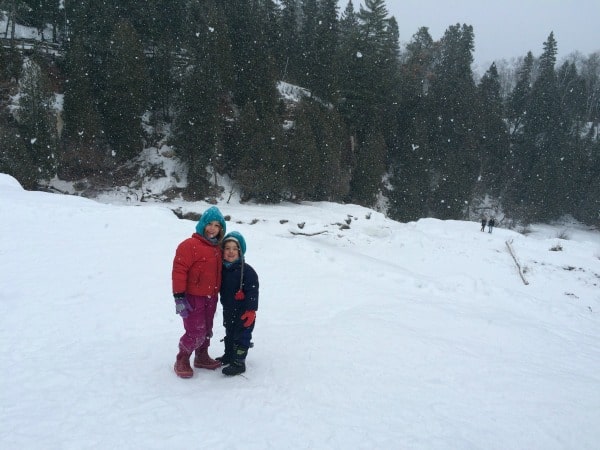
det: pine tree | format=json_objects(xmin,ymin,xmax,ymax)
[
  {"xmin": 336, "ymin": 0, "xmax": 362, "ymax": 128},
  {"xmin": 428, "ymin": 23, "xmax": 478, "ymax": 219},
  {"xmin": 350, "ymin": 130, "xmax": 387, "ymax": 205},
  {"xmin": 285, "ymin": 100, "xmax": 320, "ymax": 199},
  {"xmin": 475, "ymin": 63, "xmax": 510, "ymax": 197},
  {"xmin": 234, "ymin": 103, "xmax": 285, "ymax": 202},
  {"xmin": 507, "ymin": 51, "xmax": 534, "ymax": 137},
  {"xmin": 388, "ymin": 27, "xmax": 437, "ymax": 222},
  {"xmin": 279, "ymin": 0, "xmax": 302, "ymax": 82},
  {"xmin": 222, "ymin": 0, "xmax": 279, "ymax": 118},
  {"xmin": 351, "ymin": 0, "xmax": 399, "ymax": 134},
  {"xmin": 520, "ymin": 32, "xmax": 566, "ymax": 220},
  {"xmin": 171, "ymin": 0, "xmax": 233, "ymax": 198},
  {"xmin": 61, "ymin": 1, "xmax": 114, "ymax": 176},
  {"xmin": 101, "ymin": 19, "xmax": 147, "ymax": 162},
  {"xmin": 16, "ymin": 58, "xmax": 57, "ymax": 182},
  {"xmin": 0, "ymin": 121, "xmax": 35, "ymax": 188},
  {"xmin": 311, "ymin": 104, "xmax": 351, "ymax": 200}
]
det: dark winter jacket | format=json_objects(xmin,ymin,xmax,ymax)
[
  {"xmin": 220, "ymin": 259, "xmax": 259, "ymax": 323},
  {"xmin": 172, "ymin": 233, "xmax": 223, "ymax": 297}
]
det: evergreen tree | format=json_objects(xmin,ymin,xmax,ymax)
[
  {"xmin": 61, "ymin": 0, "xmax": 115, "ymax": 176},
  {"xmin": 222, "ymin": 0, "xmax": 279, "ymax": 118},
  {"xmin": 171, "ymin": 0, "xmax": 233, "ymax": 198},
  {"xmin": 388, "ymin": 27, "xmax": 436, "ymax": 222},
  {"xmin": 507, "ymin": 51, "xmax": 534, "ymax": 138},
  {"xmin": 337, "ymin": 0, "xmax": 399, "ymax": 206},
  {"xmin": 350, "ymin": 0, "xmax": 399, "ymax": 134},
  {"xmin": 234, "ymin": 103, "xmax": 285, "ymax": 202},
  {"xmin": 580, "ymin": 52, "xmax": 600, "ymax": 124},
  {"xmin": 475, "ymin": 63, "xmax": 510, "ymax": 197},
  {"xmin": 16, "ymin": 57, "xmax": 57, "ymax": 182},
  {"xmin": 144, "ymin": 0, "xmax": 185, "ymax": 119},
  {"xmin": 557, "ymin": 61, "xmax": 587, "ymax": 129},
  {"xmin": 350, "ymin": 129, "xmax": 387, "ymax": 204},
  {"xmin": 520, "ymin": 32, "xmax": 566, "ymax": 220},
  {"xmin": 428, "ymin": 23, "xmax": 478, "ymax": 219},
  {"xmin": 297, "ymin": 0, "xmax": 338, "ymax": 100},
  {"xmin": 336, "ymin": 0, "xmax": 362, "ymax": 127},
  {"xmin": 287, "ymin": 99, "xmax": 351, "ymax": 200},
  {"xmin": 311, "ymin": 103, "xmax": 351, "ymax": 200},
  {"xmin": 0, "ymin": 43, "xmax": 22, "ymax": 82},
  {"xmin": 0, "ymin": 120, "xmax": 35, "ymax": 188},
  {"xmin": 61, "ymin": 33, "xmax": 106, "ymax": 177},
  {"xmin": 21, "ymin": 0, "xmax": 60, "ymax": 41},
  {"xmin": 313, "ymin": 0, "xmax": 339, "ymax": 101},
  {"xmin": 285, "ymin": 100, "xmax": 320, "ymax": 199},
  {"xmin": 279, "ymin": 0, "xmax": 302, "ymax": 82},
  {"xmin": 101, "ymin": 19, "xmax": 147, "ymax": 162},
  {"xmin": 504, "ymin": 51, "xmax": 535, "ymax": 218}
]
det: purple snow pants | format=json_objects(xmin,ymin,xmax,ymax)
[{"xmin": 179, "ymin": 294, "xmax": 218, "ymax": 354}]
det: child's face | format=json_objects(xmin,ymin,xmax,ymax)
[
  {"xmin": 204, "ymin": 221, "xmax": 222, "ymax": 239},
  {"xmin": 223, "ymin": 241, "xmax": 240, "ymax": 262}
]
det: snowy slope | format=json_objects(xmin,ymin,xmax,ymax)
[{"xmin": 1, "ymin": 173, "xmax": 599, "ymax": 450}]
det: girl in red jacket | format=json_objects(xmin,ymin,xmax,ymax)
[{"xmin": 172, "ymin": 206, "xmax": 226, "ymax": 378}]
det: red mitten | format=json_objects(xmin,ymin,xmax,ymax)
[
  {"xmin": 234, "ymin": 290, "xmax": 245, "ymax": 300},
  {"xmin": 241, "ymin": 310, "xmax": 256, "ymax": 327}
]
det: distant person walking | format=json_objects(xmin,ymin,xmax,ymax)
[
  {"xmin": 481, "ymin": 217, "xmax": 487, "ymax": 232},
  {"xmin": 488, "ymin": 217, "xmax": 496, "ymax": 233}
]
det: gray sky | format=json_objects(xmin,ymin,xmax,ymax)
[{"xmin": 350, "ymin": 0, "xmax": 600, "ymax": 70}]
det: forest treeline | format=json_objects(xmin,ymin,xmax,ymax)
[{"xmin": 1, "ymin": 0, "xmax": 598, "ymax": 225}]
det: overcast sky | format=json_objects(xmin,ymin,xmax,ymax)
[{"xmin": 349, "ymin": 0, "xmax": 600, "ymax": 71}]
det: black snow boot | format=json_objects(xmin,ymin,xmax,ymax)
[
  {"xmin": 222, "ymin": 345, "xmax": 247, "ymax": 376},
  {"xmin": 216, "ymin": 353, "xmax": 233, "ymax": 366},
  {"xmin": 216, "ymin": 336, "xmax": 235, "ymax": 366}
]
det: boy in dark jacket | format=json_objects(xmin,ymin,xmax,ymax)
[{"xmin": 218, "ymin": 231, "xmax": 259, "ymax": 376}]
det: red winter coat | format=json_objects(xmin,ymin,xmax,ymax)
[{"xmin": 172, "ymin": 233, "xmax": 223, "ymax": 297}]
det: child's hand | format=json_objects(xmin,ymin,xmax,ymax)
[
  {"xmin": 174, "ymin": 295, "xmax": 191, "ymax": 319},
  {"xmin": 241, "ymin": 310, "xmax": 256, "ymax": 327}
]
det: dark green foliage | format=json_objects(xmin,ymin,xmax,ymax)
[
  {"xmin": 2, "ymin": 0, "xmax": 599, "ymax": 226},
  {"xmin": 234, "ymin": 104, "xmax": 285, "ymax": 202},
  {"xmin": 517, "ymin": 33, "xmax": 565, "ymax": 220},
  {"xmin": 0, "ymin": 120, "xmax": 37, "ymax": 189},
  {"xmin": 286, "ymin": 99, "xmax": 351, "ymax": 201},
  {"xmin": 16, "ymin": 58, "xmax": 57, "ymax": 181},
  {"xmin": 61, "ymin": 33, "xmax": 106, "ymax": 177},
  {"xmin": 0, "ymin": 45, "xmax": 22, "ymax": 82},
  {"xmin": 427, "ymin": 24, "xmax": 478, "ymax": 219},
  {"xmin": 279, "ymin": 0, "xmax": 302, "ymax": 83},
  {"xmin": 350, "ymin": 130, "xmax": 387, "ymax": 205},
  {"xmin": 101, "ymin": 20, "xmax": 147, "ymax": 162},
  {"xmin": 339, "ymin": 0, "xmax": 399, "ymax": 135},
  {"xmin": 388, "ymin": 27, "xmax": 436, "ymax": 221},
  {"xmin": 170, "ymin": 0, "xmax": 233, "ymax": 199},
  {"xmin": 222, "ymin": 0, "xmax": 279, "ymax": 118},
  {"xmin": 507, "ymin": 51, "xmax": 534, "ymax": 137},
  {"xmin": 475, "ymin": 63, "xmax": 510, "ymax": 197}
]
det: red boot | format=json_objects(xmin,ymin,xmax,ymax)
[
  {"xmin": 193, "ymin": 347, "xmax": 222, "ymax": 370},
  {"xmin": 174, "ymin": 351, "xmax": 193, "ymax": 378}
]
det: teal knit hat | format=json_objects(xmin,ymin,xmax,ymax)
[
  {"xmin": 196, "ymin": 206, "xmax": 226, "ymax": 238},
  {"xmin": 223, "ymin": 231, "xmax": 246, "ymax": 256}
]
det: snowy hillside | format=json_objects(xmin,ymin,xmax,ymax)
[{"xmin": 1, "ymin": 173, "xmax": 599, "ymax": 449}]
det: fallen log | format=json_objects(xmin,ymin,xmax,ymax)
[{"xmin": 505, "ymin": 239, "xmax": 529, "ymax": 285}]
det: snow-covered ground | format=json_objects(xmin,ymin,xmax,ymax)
[{"xmin": 1, "ymin": 172, "xmax": 599, "ymax": 449}]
